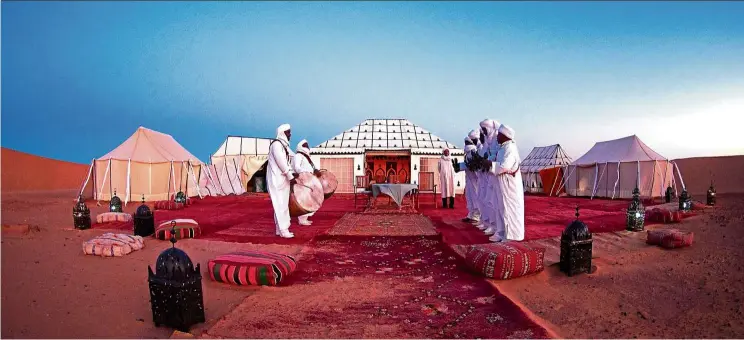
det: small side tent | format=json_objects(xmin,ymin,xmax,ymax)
[
  {"xmin": 520, "ymin": 144, "xmax": 573, "ymax": 194},
  {"xmin": 201, "ymin": 136, "xmax": 273, "ymax": 196},
  {"xmin": 78, "ymin": 127, "xmax": 205, "ymax": 203},
  {"xmin": 562, "ymin": 135, "xmax": 685, "ymax": 199}
]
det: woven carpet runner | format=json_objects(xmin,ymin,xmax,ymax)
[{"xmin": 328, "ymin": 213, "xmax": 438, "ymax": 237}]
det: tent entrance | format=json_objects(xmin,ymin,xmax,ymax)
[{"xmin": 365, "ymin": 152, "xmax": 411, "ymax": 184}]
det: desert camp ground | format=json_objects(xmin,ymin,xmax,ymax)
[{"xmin": 2, "ymin": 125, "xmax": 744, "ymax": 338}]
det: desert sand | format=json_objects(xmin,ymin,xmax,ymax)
[{"xmin": 1, "ymin": 148, "xmax": 90, "ymax": 193}]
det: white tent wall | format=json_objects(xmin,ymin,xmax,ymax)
[
  {"xmin": 564, "ymin": 160, "xmax": 674, "ymax": 199},
  {"xmin": 209, "ymin": 156, "xmax": 246, "ymax": 195},
  {"xmin": 520, "ymin": 144, "xmax": 573, "ymax": 194},
  {"xmin": 91, "ymin": 160, "xmax": 204, "ymax": 202}
]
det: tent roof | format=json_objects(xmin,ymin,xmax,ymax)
[
  {"xmin": 311, "ymin": 118, "xmax": 463, "ymax": 155},
  {"xmin": 98, "ymin": 127, "xmax": 202, "ymax": 163},
  {"xmin": 212, "ymin": 136, "xmax": 273, "ymax": 157},
  {"xmin": 572, "ymin": 135, "xmax": 667, "ymax": 165},
  {"xmin": 520, "ymin": 144, "xmax": 573, "ymax": 173}
]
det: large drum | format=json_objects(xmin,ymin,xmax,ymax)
[
  {"xmin": 288, "ymin": 172, "xmax": 324, "ymax": 217},
  {"xmin": 317, "ymin": 169, "xmax": 338, "ymax": 199}
]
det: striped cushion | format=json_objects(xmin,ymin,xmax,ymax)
[
  {"xmin": 155, "ymin": 219, "xmax": 200, "ymax": 240},
  {"xmin": 208, "ymin": 251, "xmax": 298, "ymax": 286},
  {"xmin": 96, "ymin": 212, "xmax": 133, "ymax": 224},
  {"xmin": 458, "ymin": 242, "xmax": 546, "ymax": 280},
  {"xmin": 154, "ymin": 201, "xmax": 185, "ymax": 211}
]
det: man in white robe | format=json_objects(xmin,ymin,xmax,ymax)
[
  {"xmin": 267, "ymin": 124, "xmax": 298, "ymax": 238},
  {"xmin": 293, "ymin": 139, "xmax": 322, "ymax": 225},
  {"xmin": 475, "ymin": 119, "xmax": 500, "ymax": 235},
  {"xmin": 486, "ymin": 124, "xmax": 525, "ymax": 242},
  {"xmin": 437, "ymin": 148, "xmax": 456, "ymax": 209},
  {"xmin": 459, "ymin": 131, "xmax": 480, "ymax": 223}
]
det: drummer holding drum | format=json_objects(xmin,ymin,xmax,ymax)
[
  {"xmin": 293, "ymin": 139, "xmax": 322, "ymax": 225},
  {"xmin": 267, "ymin": 124, "xmax": 299, "ymax": 239}
]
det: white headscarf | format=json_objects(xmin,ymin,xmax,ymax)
[
  {"xmin": 479, "ymin": 119, "xmax": 499, "ymax": 145},
  {"xmin": 276, "ymin": 124, "xmax": 291, "ymax": 146},
  {"xmin": 498, "ymin": 124, "xmax": 515, "ymax": 140},
  {"xmin": 296, "ymin": 139, "xmax": 310, "ymax": 155},
  {"xmin": 441, "ymin": 148, "xmax": 452, "ymax": 162},
  {"xmin": 468, "ymin": 129, "xmax": 479, "ymax": 140}
]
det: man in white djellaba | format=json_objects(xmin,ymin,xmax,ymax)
[
  {"xmin": 484, "ymin": 124, "xmax": 525, "ymax": 242},
  {"xmin": 267, "ymin": 124, "xmax": 299, "ymax": 239},
  {"xmin": 458, "ymin": 131, "xmax": 480, "ymax": 223},
  {"xmin": 438, "ymin": 148, "xmax": 456, "ymax": 209},
  {"xmin": 293, "ymin": 139, "xmax": 323, "ymax": 225},
  {"xmin": 475, "ymin": 119, "xmax": 500, "ymax": 236}
]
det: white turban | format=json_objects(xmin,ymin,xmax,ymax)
[
  {"xmin": 468, "ymin": 129, "xmax": 479, "ymax": 140},
  {"xmin": 276, "ymin": 124, "xmax": 291, "ymax": 144},
  {"xmin": 479, "ymin": 119, "xmax": 499, "ymax": 143},
  {"xmin": 498, "ymin": 124, "xmax": 515, "ymax": 139},
  {"xmin": 296, "ymin": 139, "xmax": 310, "ymax": 154}
]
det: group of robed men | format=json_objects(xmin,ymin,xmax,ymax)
[
  {"xmin": 453, "ymin": 119, "xmax": 525, "ymax": 242},
  {"xmin": 266, "ymin": 123, "xmax": 321, "ymax": 239}
]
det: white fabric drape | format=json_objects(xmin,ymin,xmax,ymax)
[
  {"xmin": 125, "ymin": 158, "xmax": 131, "ymax": 205},
  {"xmin": 97, "ymin": 159, "xmax": 111, "ymax": 202},
  {"xmin": 79, "ymin": 159, "xmax": 95, "ymax": 198}
]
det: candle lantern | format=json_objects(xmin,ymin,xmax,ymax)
[
  {"xmin": 73, "ymin": 194, "xmax": 91, "ymax": 230},
  {"xmin": 134, "ymin": 195, "xmax": 155, "ymax": 237},
  {"xmin": 413, "ymin": 164, "xmax": 417, "ymax": 171},
  {"xmin": 457, "ymin": 180, "xmax": 461, "ymax": 187},
  {"xmin": 560, "ymin": 206, "xmax": 593, "ymax": 277},
  {"xmin": 678, "ymin": 189, "xmax": 692, "ymax": 212},
  {"xmin": 174, "ymin": 191, "xmax": 187, "ymax": 204},
  {"xmin": 665, "ymin": 186, "xmax": 674, "ymax": 203},
  {"xmin": 626, "ymin": 187, "xmax": 645, "ymax": 232},
  {"xmin": 148, "ymin": 222, "xmax": 205, "ymax": 332},
  {"xmin": 706, "ymin": 181, "xmax": 716, "ymax": 206},
  {"xmin": 110, "ymin": 190, "xmax": 123, "ymax": 212}
]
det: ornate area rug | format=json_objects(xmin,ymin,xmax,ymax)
[{"xmin": 328, "ymin": 213, "xmax": 438, "ymax": 237}]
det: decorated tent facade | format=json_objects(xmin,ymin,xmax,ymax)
[
  {"xmin": 311, "ymin": 118, "xmax": 466, "ymax": 194},
  {"xmin": 562, "ymin": 135, "xmax": 684, "ymax": 199},
  {"xmin": 520, "ymin": 144, "xmax": 573, "ymax": 194},
  {"xmin": 202, "ymin": 136, "xmax": 273, "ymax": 196},
  {"xmin": 78, "ymin": 127, "xmax": 204, "ymax": 203}
]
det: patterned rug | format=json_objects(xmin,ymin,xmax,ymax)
[{"xmin": 327, "ymin": 213, "xmax": 438, "ymax": 237}]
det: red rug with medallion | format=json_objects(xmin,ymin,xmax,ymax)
[{"xmin": 327, "ymin": 213, "xmax": 438, "ymax": 237}]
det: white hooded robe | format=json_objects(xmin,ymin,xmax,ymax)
[
  {"xmin": 437, "ymin": 150, "xmax": 455, "ymax": 198},
  {"xmin": 477, "ymin": 119, "xmax": 499, "ymax": 229},
  {"xmin": 491, "ymin": 140, "xmax": 525, "ymax": 241},
  {"xmin": 462, "ymin": 140, "xmax": 480, "ymax": 220},
  {"xmin": 293, "ymin": 139, "xmax": 317, "ymax": 222},
  {"xmin": 267, "ymin": 124, "xmax": 296, "ymax": 235}
]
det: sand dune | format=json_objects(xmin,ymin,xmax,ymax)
[
  {"xmin": 673, "ymin": 155, "xmax": 744, "ymax": 196},
  {"xmin": 1, "ymin": 147, "xmax": 90, "ymax": 193}
]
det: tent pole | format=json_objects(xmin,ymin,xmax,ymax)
[
  {"xmin": 673, "ymin": 161, "xmax": 686, "ymax": 190},
  {"xmin": 661, "ymin": 160, "xmax": 669, "ymax": 198},
  {"xmin": 184, "ymin": 161, "xmax": 189, "ymax": 196},
  {"xmin": 612, "ymin": 161, "xmax": 620, "ymax": 199},
  {"xmin": 605, "ymin": 162, "xmax": 609, "ymax": 198},
  {"xmin": 98, "ymin": 159, "xmax": 111, "ymax": 203},
  {"xmin": 109, "ymin": 159, "xmax": 113, "ymax": 200},
  {"xmin": 590, "ymin": 164, "xmax": 598, "ymax": 200},
  {"xmin": 78, "ymin": 159, "xmax": 95, "ymax": 199},
  {"xmin": 125, "ymin": 158, "xmax": 131, "ymax": 206},
  {"xmin": 167, "ymin": 161, "xmax": 173, "ymax": 201},
  {"xmin": 651, "ymin": 160, "xmax": 658, "ymax": 198},
  {"xmin": 636, "ymin": 161, "xmax": 641, "ymax": 198}
]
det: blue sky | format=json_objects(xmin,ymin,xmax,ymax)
[{"xmin": 3, "ymin": 1, "xmax": 744, "ymax": 164}]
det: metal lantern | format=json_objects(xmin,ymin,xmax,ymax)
[
  {"xmin": 457, "ymin": 180, "xmax": 461, "ymax": 187},
  {"xmin": 148, "ymin": 222, "xmax": 205, "ymax": 332},
  {"xmin": 626, "ymin": 187, "xmax": 645, "ymax": 232},
  {"xmin": 678, "ymin": 189, "xmax": 692, "ymax": 212},
  {"xmin": 73, "ymin": 195, "xmax": 91, "ymax": 230},
  {"xmin": 560, "ymin": 206, "xmax": 593, "ymax": 277},
  {"xmin": 134, "ymin": 195, "xmax": 155, "ymax": 237},
  {"xmin": 707, "ymin": 181, "xmax": 716, "ymax": 206},
  {"xmin": 665, "ymin": 186, "xmax": 674, "ymax": 203},
  {"xmin": 110, "ymin": 190, "xmax": 123, "ymax": 212},
  {"xmin": 174, "ymin": 191, "xmax": 187, "ymax": 204}
]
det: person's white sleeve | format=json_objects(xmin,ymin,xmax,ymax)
[
  {"xmin": 490, "ymin": 146, "xmax": 517, "ymax": 175},
  {"xmin": 292, "ymin": 153, "xmax": 303, "ymax": 173},
  {"xmin": 271, "ymin": 142, "xmax": 295, "ymax": 181}
]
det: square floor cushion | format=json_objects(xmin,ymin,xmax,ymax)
[
  {"xmin": 647, "ymin": 229, "xmax": 694, "ymax": 249},
  {"xmin": 83, "ymin": 233, "xmax": 144, "ymax": 257},
  {"xmin": 455, "ymin": 242, "xmax": 546, "ymax": 280},
  {"xmin": 208, "ymin": 251, "xmax": 298, "ymax": 286},
  {"xmin": 155, "ymin": 219, "xmax": 200, "ymax": 240},
  {"xmin": 154, "ymin": 200, "xmax": 186, "ymax": 211},
  {"xmin": 96, "ymin": 212, "xmax": 133, "ymax": 224}
]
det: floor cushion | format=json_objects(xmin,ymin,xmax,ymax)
[
  {"xmin": 83, "ymin": 233, "xmax": 144, "ymax": 257},
  {"xmin": 208, "ymin": 251, "xmax": 298, "ymax": 286},
  {"xmin": 155, "ymin": 219, "xmax": 200, "ymax": 240},
  {"xmin": 647, "ymin": 208, "xmax": 682, "ymax": 224},
  {"xmin": 647, "ymin": 229, "xmax": 694, "ymax": 249},
  {"xmin": 456, "ymin": 242, "xmax": 546, "ymax": 280},
  {"xmin": 154, "ymin": 200, "xmax": 185, "ymax": 211},
  {"xmin": 96, "ymin": 212, "xmax": 133, "ymax": 224}
]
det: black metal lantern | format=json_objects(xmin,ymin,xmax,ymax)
[
  {"xmin": 457, "ymin": 180, "xmax": 461, "ymax": 187},
  {"xmin": 414, "ymin": 164, "xmax": 417, "ymax": 171},
  {"xmin": 626, "ymin": 187, "xmax": 645, "ymax": 232},
  {"xmin": 148, "ymin": 222, "xmax": 205, "ymax": 332},
  {"xmin": 560, "ymin": 206, "xmax": 593, "ymax": 277},
  {"xmin": 174, "ymin": 191, "xmax": 187, "ymax": 204},
  {"xmin": 110, "ymin": 190, "xmax": 123, "ymax": 212},
  {"xmin": 678, "ymin": 189, "xmax": 692, "ymax": 212},
  {"xmin": 73, "ymin": 195, "xmax": 91, "ymax": 230},
  {"xmin": 707, "ymin": 181, "xmax": 716, "ymax": 206},
  {"xmin": 665, "ymin": 186, "xmax": 674, "ymax": 203},
  {"xmin": 134, "ymin": 195, "xmax": 155, "ymax": 237}
]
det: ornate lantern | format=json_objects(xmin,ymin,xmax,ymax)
[
  {"xmin": 134, "ymin": 195, "xmax": 155, "ymax": 237},
  {"xmin": 73, "ymin": 195, "xmax": 91, "ymax": 230},
  {"xmin": 678, "ymin": 189, "xmax": 692, "ymax": 212},
  {"xmin": 457, "ymin": 180, "xmax": 461, "ymax": 187},
  {"xmin": 706, "ymin": 181, "xmax": 716, "ymax": 206},
  {"xmin": 148, "ymin": 222, "xmax": 205, "ymax": 332},
  {"xmin": 174, "ymin": 191, "xmax": 187, "ymax": 204},
  {"xmin": 665, "ymin": 186, "xmax": 674, "ymax": 203},
  {"xmin": 560, "ymin": 206, "xmax": 593, "ymax": 277},
  {"xmin": 110, "ymin": 190, "xmax": 123, "ymax": 212},
  {"xmin": 626, "ymin": 187, "xmax": 645, "ymax": 232}
]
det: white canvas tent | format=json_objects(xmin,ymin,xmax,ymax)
[
  {"xmin": 562, "ymin": 135, "xmax": 685, "ymax": 199},
  {"xmin": 520, "ymin": 144, "xmax": 573, "ymax": 193},
  {"xmin": 202, "ymin": 136, "xmax": 273, "ymax": 196},
  {"xmin": 78, "ymin": 127, "xmax": 205, "ymax": 203}
]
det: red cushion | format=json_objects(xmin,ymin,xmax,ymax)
[
  {"xmin": 647, "ymin": 208, "xmax": 682, "ymax": 224},
  {"xmin": 458, "ymin": 242, "xmax": 545, "ymax": 280},
  {"xmin": 154, "ymin": 201, "xmax": 185, "ymax": 210},
  {"xmin": 155, "ymin": 219, "xmax": 200, "ymax": 240},
  {"xmin": 647, "ymin": 229, "xmax": 693, "ymax": 249},
  {"xmin": 208, "ymin": 251, "xmax": 298, "ymax": 286}
]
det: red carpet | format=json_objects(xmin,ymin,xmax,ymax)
[
  {"xmin": 328, "ymin": 213, "xmax": 437, "ymax": 236},
  {"xmin": 282, "ymin": 235, "xmax": 549, "ymax": 339}
]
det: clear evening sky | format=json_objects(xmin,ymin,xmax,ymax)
[{"xmin": 2, "ymin": 1, "xmax": 743, "ymax": 164}]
